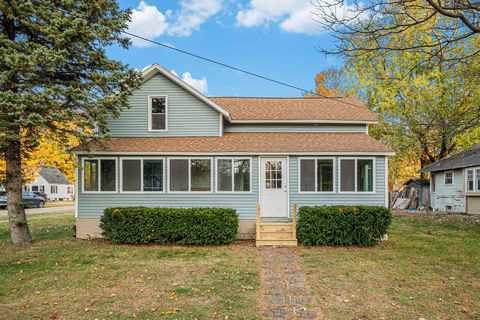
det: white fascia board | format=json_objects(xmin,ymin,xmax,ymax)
[
  {"xmin": 228, "ymin": 119, "xmax": 378, "ymax": 124},
  {"xmin": 72, "ymin": 151, "xmax": 396, "ymax": 156}
]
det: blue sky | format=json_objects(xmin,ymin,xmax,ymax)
[{"xmin": 107, "ymin": 0, "xmax": 342, "ymax": 97}]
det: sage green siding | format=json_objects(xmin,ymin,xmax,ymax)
[
  {"xmin": 77, "ymin": 155, "xmax": 258, "ymax": 219},
  {"xmin": 107, "ymin": 74, "xmax": 221, "ymax": 137},
  {"xmin": 225, "ymin": 123, "xmax": 367, "ymax": 133}
]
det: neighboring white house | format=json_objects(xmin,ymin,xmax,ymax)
[{"xmin": 26, "ymin": 166, "xmax": 74, "ymax": 201}]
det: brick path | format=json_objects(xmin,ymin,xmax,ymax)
[{"xmin": 259, "ymin": 247, "xmax": 318, "ymax": 319}]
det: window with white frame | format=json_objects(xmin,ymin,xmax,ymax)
[
  {"xmin": 50, "ymin": 186, "xmax": 58, "ymax": 194},
  {"xmin": 444, "ymin": 171, "xmax": 454, "ymax": 185},
  {"xmin": 121, "ymin": 158, "xmax": 164, "ymax": 192},
  {"xmin": 339, "ymin": 158, "xmax": 374, "ymax": 192},
  {"xmin": 466, "ymin": 168, "xmax": 480, "ymax": 192},
  {"xmin": 217, "ymin": 158, "xmax": 251, "ymax": 192},
  {"xmin": 149, "ymin": 96, "xmax": 167, "ymax": 131},
  {"xmin": 83, "ymin": 158, "xmax": 117, "ymax": 192},
  {"xmin": 299, "ymin": 158, "xmax": 334, "ymax": 192},
  {"xmin": 169, "ymin": 158, "xmax": 212, "ymax": 192}
]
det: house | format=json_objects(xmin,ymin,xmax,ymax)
[
  {"xmin": 71, "ymin": 64, "xmax": 394, "ymax": 245},
  {"xmin": 26, "ymin": 166, "xmax": 74, "ymax": 201},
  {"xmin": 420, "ymin": 144, "xmax": 480, "ymax": 214}
]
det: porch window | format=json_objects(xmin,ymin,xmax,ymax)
[
  {"xmin": 217, "ymin": 158, "xmax": 251, "ymax": 192},
  {"xmin": 444, "ymin": 171, "xmax": 454, "ymax": 185},
  {"xmin": 299, "ymin": 158, "xmax": 334, "ymax": 192},
  {"xmin": 121, "ymin": 159, "xmax": 164, "ymax": 192},
  {"xmin": 149, "ymin": 96, "xmax": 167, "ymax": 131},
  {"xmin": 83, "ymin": 158, "xmax": 117, "ymax": 192},
  {"xmin": 169, "ymin": 158, "xmax": 212, "ymax": 192},
  {"xmin": 340, "ymin": 158, "xmax": 374, "ymax": 192}
]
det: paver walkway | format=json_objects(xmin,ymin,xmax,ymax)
[{"xmin": 259, "ymin": 247, "xmax": 318, "ymax": 319}]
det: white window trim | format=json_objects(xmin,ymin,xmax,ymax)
[
  {"xmin": 81, "ymin": 157, "xmax": 118, "ymax": 194},
  {"xmin": 465, "ymin": 167, "xmax": 480, "ymax": 193},
  {"xmin": 167, "ymin": 157, "xmax": 214, "ymax": 193},
  {"xmin": 119, "ymin": 157, "xmax": 166, "ymax": 194},
  {"xmin": 338, "ymin": 157, "xmax": 376, "ymax": 194},
  {"xmin": 298, "ymin": 157, "xmax": 336, "ymax": 194},
  {"xmin": 215, "ymin": 157, "xmax": 253, "ymax": 193},
  {"xmin": 147, "ymin": 95, "xmax": 168, "ymax": 132},
  {"xmin": 444, "ymin": 170, "xmax": 454, "ymax": 185}
]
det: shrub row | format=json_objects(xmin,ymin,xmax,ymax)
[
  {"xmin": 297, "ymin": 205, "xmax": 392, "ymax": 246},
  {"xmin": 100, "ymin": 207, "xmax": 238, "ymax": 245}
]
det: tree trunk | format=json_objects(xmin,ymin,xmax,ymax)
[{"xmin": 6, "ymin": 139, "xmax": 32, "ymax": 246}]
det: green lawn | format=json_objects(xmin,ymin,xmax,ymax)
[
  {"xmin": 300, "ymin": 213, "xmax": 480, "ymax": 319},
  {"xmin": 0, "ymin": 216, "xmax": 260, "ymax": 319}
]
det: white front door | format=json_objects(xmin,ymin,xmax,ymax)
[{"xmin": 260, "ymin": 157, "xmax": 288, "ymax": 218}]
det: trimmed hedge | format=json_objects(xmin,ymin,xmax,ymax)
[
  {"xmin": 297, "ymin": 206, "xmax": 392, "ymax": 246},
  {"xmin": 100, "ymin": 207, "xmax": 238, "ymax": 245}
]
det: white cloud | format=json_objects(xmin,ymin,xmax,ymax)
[
  {"xmin": 171, "ymin": 70, "xmax": 209, "ymax": 94},
  {"xmin": 236, "ymin": 0, "xmax": 352, "ymax": 35},
  {"xmin": 128, "ymin": 1, "xmax": 171, "ymax": 47},
  {"xmin": 127, "ymin": 1, "xmax": 223, "ymax": 47},
  {"xmin": 169, "ymin": 0, "xmax": 223, "ymax": 36}
]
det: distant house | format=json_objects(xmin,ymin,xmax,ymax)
[
  {"xmin": 26, "ymin": 166, "xmax": 74, "ymax": 201},
  {"xmin": 420, "ymin": 144, "xmax": 480, "ymax": 214}
]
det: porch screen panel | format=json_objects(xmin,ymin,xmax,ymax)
[
  {"xmin": 218, "ymin": 159, "xmax": 232, "ymax": 191},
  {"xmin": 100, "ymin": 159, "xmax": 116, "ymax": 191},
  {"xmin": 122, "ymin": 160, "xmax": 141, "ymax": 191},
  {"xmin": 170, "ymin": 159, "xmax": 189, "ymax": 191},
  {"xmin": 300, "ymin": 159, "xmax": 315, "ymax": 192},
  {"xmin": 234, "ymin": 159, "xmax": 250, "ymax": 192},
  {"xmin": 357, "ymin": 159, "xmax": 373, "ymax": 192},
  {"xmin": 191, "ymin": 159, "xmax": 211, "ymax": 192},
  {"xmin": 340, "ymin": 159, "xmax": 355, "ymax": 192},
  {"xmin": 317, "ymin": 159, "xmax": 334, "ymax": 192},
  {"xmin": 143, "ymin": 160, "xmax": 163, "ymax": 192},
  {"xmin": 84, "ymin": 159, "xmax": 98, "ymax": 191}
]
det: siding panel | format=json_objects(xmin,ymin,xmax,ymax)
[{"xmin": 107, "ymin": 74, "xmax": 220, "ymax": 136}]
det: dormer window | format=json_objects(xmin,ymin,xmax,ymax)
[{"xmin": 148, "ymin": 95, "xmax": 167, "ymax": 131}]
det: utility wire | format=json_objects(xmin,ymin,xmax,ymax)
[{"xmin": 123, "ymin": 31, "xmax": 322, "ymax": 96}]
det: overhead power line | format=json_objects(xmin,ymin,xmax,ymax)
[{"xmin": 123, "ymin": 31, "xmax": 321, "ymax": 96}]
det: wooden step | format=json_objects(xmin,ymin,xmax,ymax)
[
  {"xmin": 256, "ymin": 239, "xmax": 298, "ymax": 247},
  {"xmin": 259, "ymin": 231, "xmax": 294, "ymax": 240},
  {"xmin": 259, "ymin": 223, "xmax": 293, "ymax": 233}
]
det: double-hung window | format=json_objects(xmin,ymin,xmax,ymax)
[
  {"xmin": 466, "ymin": 168, "xmax": 480, "ymax": 192},
  {"xmin": 217, "ymin": 158, "xmax": 251, "ymax": 192},
  {"xmin": 299, "ymin": 158, "xmax": 334, "ymax": 192},
  {"xmin": 148, "ymin": 96, "xmax": 167, "ymax": 131},
  {"xmin": 121, "ymin": 158, "xmax": 164, "ymax": 192},
  {"xmin": 339, "ymin": 158, "xmax": 374, "ymax": 192},
  {"xmin": 83, "ymin": 158, "xmax": 117, "ymax": 192},
  {"xmin": 444, "ymin": 171, "xmax": 454, "ymax": 185},
  {"xmin": 169, "ymin": 158, "xmax": 212, "ymax": 192},
  {"xmin": 51, "ymin": 186, "xmax": 58, "ymax": 194}
]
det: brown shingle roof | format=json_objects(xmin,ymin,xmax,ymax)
[
  {"xmin": 71, "ymin": 132, "xmax": 392, "ymax": 154},
  {"xmin": 210, "ymin": 97, "xmax": 378, "ymax": 122}
]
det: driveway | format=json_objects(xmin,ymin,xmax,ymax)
[{"xmin": 0, "ymin": 205, "xmax": 74, "ymax": 217}]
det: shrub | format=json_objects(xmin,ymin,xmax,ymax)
[
  {"xmin": 297, "ymin": 206, "xmax": 392, "ymax": 246},
  {"xmin": 100, "ymin": 207, "xmax": 238, "ymax": 245}
]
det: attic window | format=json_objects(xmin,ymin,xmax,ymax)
[{"xmin": 148, "ymin": 96, "xmax": 167, "ymax": 131}]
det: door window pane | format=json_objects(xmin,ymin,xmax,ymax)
[
  {"xmin": 300, "ymin": 159, "xmax": 315, "ymax": 192},
  {"xmin": 170, "ymin": 159, "xmax": 189, "ymax": 191},
  {"xmin": 357, "ymin": 159, "xmax": 373, "ymax": 192},
  {"xmin": 143, "ymin": 160, "xmax": 163, "ymax": 192},
  {"xmin": 340, "ymin": 159, "xmax": 355, "ymax": 192},
  {"xmin": 100, "ymin": 159, "xmax": 116, "ymax": 191},
  {"xmin": 234, "ymin": 159, "xmax": 250, "ymax": 192},
  {"xmin": 317, "ymin": 159, "xmax": 334, "ymax": 192},
  {"xmin": 191, "ymin": 159, "xmax": 211, "ymax": 191},
  {"xmin": 266, "ymin": 161, "xmax": 282, "ymax": 189},
  {"xmin": 122, "ymin": 160, "xmax": 141, "ymax": 191},
  {"xmin": 218, "ymin": 159, "xmax": 232, "ymax": 191},
  {"xmin": 84, "ymin": 159, "xmax": 98, "ymax": 191}
]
